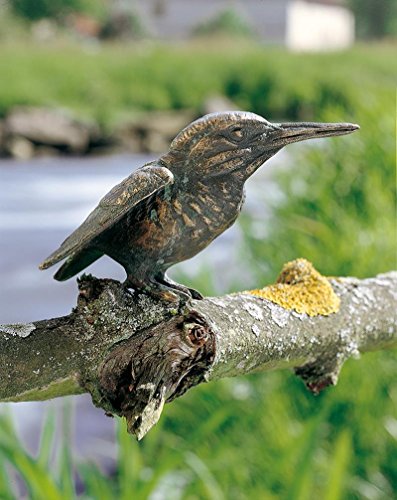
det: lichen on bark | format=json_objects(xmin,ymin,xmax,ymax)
[{"xmin": 247, "ymin": 258, "xmax": 340, "ymax": 316}]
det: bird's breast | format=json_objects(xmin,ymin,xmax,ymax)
[{"xmin": 129, "ymin": 180, "xmax": 245, "ymax": 268}]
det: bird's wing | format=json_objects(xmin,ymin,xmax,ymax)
[{"xmin": 39, "ymin": 164, "xmax": 174, "ymax": 270}]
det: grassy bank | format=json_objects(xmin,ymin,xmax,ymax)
[{"xmin": 0, "ymin": 40, "xmax": 395, "ymax": 125}]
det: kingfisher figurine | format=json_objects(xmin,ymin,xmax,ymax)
[{"xmin": 40, "ymin": 111, "xmax": 359, "ymax": 300}]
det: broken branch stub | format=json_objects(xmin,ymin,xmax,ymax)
[{"xmin": 97, "ymin": 311, "xmax": 215, "ymax": 439}]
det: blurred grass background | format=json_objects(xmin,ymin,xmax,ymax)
[
  {"xmin": 0, "ymin": 41, "xmax": 395, "ymax": 126},
  {"xmin": 0, "ymin": 0, "xmax": 396, "ymax": 498}
]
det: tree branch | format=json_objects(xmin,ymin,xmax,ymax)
[{"xmin": 1, "ymin": 260, "xmax": 396, "ymax": 439}]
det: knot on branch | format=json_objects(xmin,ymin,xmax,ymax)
[
  {"xmin": 246, "ymin": 258, "xmax": 340, "ymax": 317},
  {"xmin": 184, "ymin": 313, "xmax": 211, "ymax": 347},
  {"xmin": 97, "ymin": 310, "xmax": 215, "ymax": 439}
]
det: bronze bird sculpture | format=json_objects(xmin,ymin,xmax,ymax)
[{"xmin": 40, "ymin": 111, "xmax": 359, "ymax": 300}]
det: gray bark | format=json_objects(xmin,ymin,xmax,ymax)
[{"xmin": 0, "ymin": 270, "xmax": 396, "ymax": 440}]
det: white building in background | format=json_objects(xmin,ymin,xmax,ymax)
[
  {"xmin": 134, "ymin": 0, "xmax": 355, "ymax": 52},
  {"xmin": 286, "ymin": 1, "xmax": 355, "ymax": 51}
]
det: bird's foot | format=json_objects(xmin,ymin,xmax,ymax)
[
  {"xmin": 157, "ymin": 274, "xmax": 203, "ymax": 300},
  {"xmin": 124, "ymin": 277, "xmax": 191, "ymax": 304}
]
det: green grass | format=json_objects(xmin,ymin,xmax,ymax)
[
  {"xmin": 0, "ymin": 39, "xmax": 395, "ymax": 127},
  {"xmin": 0, "ymin": 39, "xmax": 396, "ymax": 498},
  {"xmin": 0, "ymin": 351, "xmax": 396, "ymax": 498}
]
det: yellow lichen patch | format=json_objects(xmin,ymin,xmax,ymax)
[{"xmin": 246, "ymin": 258, "xmax": 340, "ymax": 317}]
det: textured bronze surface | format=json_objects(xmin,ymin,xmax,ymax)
[{"xmin": 39, "ymin": 111, "xmax": 359, "ymax": 299}]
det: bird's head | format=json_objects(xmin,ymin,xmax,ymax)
[{"xmin": 162, "ymin": 111, "xmax": 359, "ymax": 181}]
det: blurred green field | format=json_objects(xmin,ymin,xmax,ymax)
[
  {"xmin": 0, "ymin": 40, "xmax": 396, "ymax": 499},
  {"xmin": 0, "ymin": 40, "xmax": 395, "ymax": 125}
]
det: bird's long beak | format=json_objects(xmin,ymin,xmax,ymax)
[{"xmin": 271, "ymin": 121, "xmax": 360, "ymax": 147}]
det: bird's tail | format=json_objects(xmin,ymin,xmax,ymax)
[{"xmin": 54, "ymin": 248, "xmax": 103, "ymax": 281}]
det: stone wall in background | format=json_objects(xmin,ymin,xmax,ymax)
[{"xmin": 0, "ymin": 95, "xmax": 238, "ymax": 159}]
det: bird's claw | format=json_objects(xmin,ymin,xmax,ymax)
[
  {"xmin": 124, "ymin": 277, "xmax": 196, "ymax": 304},
  {"xmin": 187, "ymin": 287, "xmax": 204, "ymax": 300},
  {"xmin": 156, "ymin": 274, "xmax": 204, "ymax": 301}
]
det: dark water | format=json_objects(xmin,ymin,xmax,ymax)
[{"xmin": 0, "ymin": 151, "xmax": 286, "ymax": 467}]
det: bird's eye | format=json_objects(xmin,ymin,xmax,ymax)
[{"xmin": 229, "ymin": 127, "xmax": 244, "ymax": 141}]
